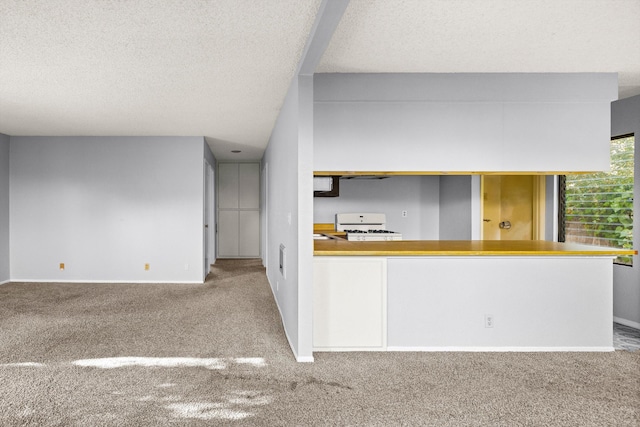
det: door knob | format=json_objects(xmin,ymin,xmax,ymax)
[{"xmin": 499, "ymin": 221, "xmax": 511, "ymax": 229}]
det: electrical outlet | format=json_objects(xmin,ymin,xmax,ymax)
[
  {"xmin": 144, "ymin": 263, "xmax": 150, "ymax": 271},
  {"xmin": 485, "ymin": 314, "xmax": 494, "ymax": 328},
  {"xmin": 402, "ymin": 210, "xmax": 408, "ymax": 218},
  {"xmin": 184, "ymin": 263, "xmax": 189, "ymax": 270}
]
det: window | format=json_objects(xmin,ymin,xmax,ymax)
[{"xmin": 561, "ymin": 134, "xmax": 634, "ymax": 265}]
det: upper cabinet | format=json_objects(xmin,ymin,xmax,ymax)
[
  {"xmin": 313, "ymin": 73, "xmax": 617, "ymax": 173},
  {"xmin": 219, "ymin": 163, "xmax": 260, "ymax": 209}
]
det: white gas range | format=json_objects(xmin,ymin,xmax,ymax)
[{"xmin": 335, "ymin": 213, "xmax": 403, "ymax": 241}]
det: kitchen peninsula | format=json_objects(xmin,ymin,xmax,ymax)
[{"xmin": 313, "ymin": 238, "xmax": 636, "ymax": 353}]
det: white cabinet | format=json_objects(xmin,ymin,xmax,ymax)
[
  {"xmin": 313, "ymin": 257, "xmax": 387, "ymax": 351},
  {"xmin": 217, "ymin": 163, "xmax": 260, "ymax": 258}
]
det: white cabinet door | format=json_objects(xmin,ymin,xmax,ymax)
[
  {"xmin": 217, "ymin": 162, "xmax": 260, "ymax": 258},
  {"xmin": 218, "ymin": 163, "xmax": 239, "ymax": 209},
  {"xmin": 313, "ymin": 257, "xmax": 387, "ymax": 350},
  {"xmin": 218, "ymin": 210, "xmax": 239, "ymax": 257},
  {"xmin": 239, "ymin": 210, "xmax": 260, "ymax": 257},
  {"xmin": 239, "ymin": 163, "xmax": 259, "ymax": 209}
]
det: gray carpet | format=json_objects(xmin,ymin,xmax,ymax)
[{"xmin": 1, "ymin": 259, "xmax": 638, "ymax": 426}]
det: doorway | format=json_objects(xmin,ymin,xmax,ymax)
[
  {"xmin": 481, "ymin": 175, "xmax": 545, "ymax": 240},
  {"xmin": 204, "ymin": 159, "xmax": 214, "ymax": 279}
]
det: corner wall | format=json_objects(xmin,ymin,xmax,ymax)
[
  {"xmin": 263, "ymin": 78, "xmax": 302, "ymax": 360},
  {"xmin": 10, "ymin": 136, "xmax": 206, "ymax": 283},
  {"xmin": 611, "ymin": 94, "xmax": 640, "ymax": 328},
  {"xmin": 0, "ymin": 134, "xmax": 9, "ymax": 284}
]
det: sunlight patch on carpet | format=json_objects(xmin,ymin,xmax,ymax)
[
  {"xmin": 234, "ymin": 357, "xmax": 267, "ymax": 367},
  {"xmin": 71, "ymin": 357, "xmax": 266, "ymax": 370},
  {"xmin": 157, "ymin": 383, "xmax": 176, "ymax": 388},
  {"xmin": 225, "ymin": 390, "xmax": 272, "ymax": 406},
  {"xmin": 165, "ymin": 402, "xmax": 253, "ymax": 421}
]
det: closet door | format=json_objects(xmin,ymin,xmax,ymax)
[
  {"xmin": 218, "ymin": 210, "xmax": 239, "ymax": 257},
  {"xmin": 217, "ymin": 163, "xmax": 260, "ymax": 258},
  {"xmin": 218, "ymin": 163, "xmax": 239, "ymax": 209},
  {"xmin": 239, "ymin": 163, "xmax": 259, "ymax": 209},
  {"xmin": 239, "ymin": 210, "xmax": 260, "ymax": 257}
]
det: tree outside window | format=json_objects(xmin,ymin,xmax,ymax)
[{"xmin": 563, "ymin": 135, "xmax": 634, "ymax": 265}]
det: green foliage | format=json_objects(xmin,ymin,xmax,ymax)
[{"xmin": 565, "ymin": 136, "xmax": 634, "ymax": 265}]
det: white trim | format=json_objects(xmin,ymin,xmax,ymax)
[
  {"xmin": 390, "ymin": 255, "xmax": 617, "ymax": 261},
  {"xmin": 9, "ymin": 280, "xmax": 204, "ymax": 284},
  {"xmin": 614, "ymin": 316, "xmax": 640, "ymax": 330},
  {"xmin": 386, "ymin": 346, "xmax": 615, "ymax": 352},
  {"xmin": 314, "ymin": 347, "xmax": 387, "ymax": 352},
  {"xmin": 471, "ymin": 175, "xmax": 481, "ymax": 239},
  {"xmin": 0, "ymin": 280, "xmax": 10, "ymax": 286},
  {"xmin": 267, "ymin": 277, "xmax": 314, "ymax": 363}
]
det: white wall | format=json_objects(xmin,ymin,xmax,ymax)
[
  {"xmin": 263, "ymin": 76, "xmax": 315, "ymax": 361},
  {"xmin": 313, "ymin": 176, "xmax": 439, "ymax": 239},
  {"xmin": 439, "ymin": 176, "xmax": 473, "ymax": 240},
  {"xmin": 387, "ymin": 256, "xmax": 614, "ymax": 350},
  {"xmin": 314, "ymin": 73, "xmax": 617, "ymax": 173},
  {"xmin": 10, "ymin": 136, "xmax": 205, "ymax": 283},
  {"xmin": 611, "ymin": 95, "xmax": 640, "ymax": 328},
  {"xmin": 0, "ymin": 134, "xmax": 9, "ymax": 283}
]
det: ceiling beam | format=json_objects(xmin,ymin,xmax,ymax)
[{"xmin": 296, "ymin": 0, "xmax": 350, "ymax": 76}]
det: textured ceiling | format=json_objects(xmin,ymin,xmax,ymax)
[
  {"xmin": 1, "ymin": 0, "xmax": 639, "ymax": 161},
  {"xmin": 318, "ymin": 0, "xmax": 640, "ymax": 99},
  {"xmin": 0, "ymin": 0, "xmax": 322, "ymax": 160}
]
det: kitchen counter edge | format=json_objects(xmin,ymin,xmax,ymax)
[{"xmin": 313, "ymin": 239, "xmax": 637, "ymax": 257}]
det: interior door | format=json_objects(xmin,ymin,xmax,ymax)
[
  {"xmin": 203, "ymin": 160, "xmax": 214, "ymax": 278},
  {"xmin": 482, "ymin": 175, "xmax": 544, "ymax": 240}
]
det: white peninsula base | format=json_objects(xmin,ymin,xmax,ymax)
[{"xmin": 313, "ymin": 255, "xmax": 615, "ymax": 352}]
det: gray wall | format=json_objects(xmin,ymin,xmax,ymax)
[
  {"xmin": 203, "ymin": 140, "xmax": 215, "ymax": 167},
  {"xmin": 611, "ymin": 95, "xmax": 640, "ymax": 328},
  {"xmin": 314, "ymin": 73, "xmax": 617, "ymax": 173},
  {"xmin": 263, "ymin": 76, "xmax": 315, "ymax": 361},
  {"xmin": 10, "ymin": 136, "xmax": 206, "ymax": 283},
  {"xmin": 439, "ymin": 176, "xmax": 473, "ymax": 240},
  {"xmin": 314, "ymin": 176, "xmax": 440, "ymax": 239},
  {"xmin": 0, "ymin": 134, "xmax": 9, "ymax": 283}
]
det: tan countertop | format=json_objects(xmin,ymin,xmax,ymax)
[{"xmin": 313, "ymin": 239, "xmax": 637, "ymax": 257}]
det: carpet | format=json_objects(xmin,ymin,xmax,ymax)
[{"xmin": 0, "ymin": 259, "xmax": 638, "ymax": 426}]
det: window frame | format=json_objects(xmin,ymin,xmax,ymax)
[{"xmin": 559, "ymin": 133, "xmax": 635, "ymax": 266}]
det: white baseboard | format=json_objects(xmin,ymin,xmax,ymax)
[
  {"xmin": 614, "ymin": 316, "xmax": 640, "ymax": 330},
  {"xmin": 314, "ymin": 347, "xmax": 387, "ymax": 352},
  {"xmin": 266, "ymin": 277, "xmax": 314, "ymax": 363},
  {"xmin": 9, "ymin": 280, "xmax": 204, "ymax": 284},
  {"xmin": 0, "ymin": 280, "xmax": 10, "ymax": 286},
  {"xmin": 386, "ymin": 346, "xmax": 615, "ymax": 352}
]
